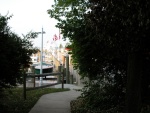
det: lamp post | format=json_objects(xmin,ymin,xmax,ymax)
[{"xmin": 38, "ymin": 27, "xmax": 45, "ymax": 86}]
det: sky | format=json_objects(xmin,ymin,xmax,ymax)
[{"xmin": 0, "ymin": 0, "xmax": 68, "ymax": 48}]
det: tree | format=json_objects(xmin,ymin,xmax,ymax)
[
  {"xmin": 0, "ymin": 14, "xmax": 39, "ymax": 88},
  {"xmin": 48, "ymin": 0, "xmax": 150, "ymax": 112},
  {"xmin": 84, "ymin": 1, "xmax": 150, "ymax": 113}
]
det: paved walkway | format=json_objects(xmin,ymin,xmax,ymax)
[{"xmin": 29, "ymin": 84, "xmax": 82, "ymax": 113}]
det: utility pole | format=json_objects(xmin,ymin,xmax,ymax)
[
  {"xmin": 66, "ymin": 54, "xmax": 69, "ymax": 84},
  {"xmin": 38, "ymin": 27, "xmax": 46, "ymax": 86}
]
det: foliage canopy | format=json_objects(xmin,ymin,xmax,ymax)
[
  {"xmin": 48, "ymin": 0, "xmax": 150, "ymax": 112},
  {"xmin": 0, "ymin": 14, "xmax": 39, "ymax": 88},
  {"xmin": 48, "ymin": 0, "xmax": 150, "ymax": 77}
]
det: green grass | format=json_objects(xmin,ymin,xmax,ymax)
[{"xmin": 0, "ymin": 87, "xmax": 70, "ymax": 113}]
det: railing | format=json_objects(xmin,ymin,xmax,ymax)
[
  {"xmin": 23, "ymin": 66, "xmax": 64, "ymax": 100},
  {"xmin": 26, "ymin": 72, "xmax": 62, "ymax": 88}
]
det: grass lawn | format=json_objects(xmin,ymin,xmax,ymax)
[{"xmin": 0, "ymin": 87, "xmax": 70, "ymax": 113}]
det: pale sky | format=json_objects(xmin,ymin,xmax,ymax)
[{"xmin": 0, "ymin": 0, "xmax": 67, "ymax": 48}]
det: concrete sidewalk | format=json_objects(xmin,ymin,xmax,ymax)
[{"xmin": 29, "ymin": 84, "xmax": 82, "ymax": 113}]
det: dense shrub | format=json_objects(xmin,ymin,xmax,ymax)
[{"xmin": 70, "ymin": 74, "xmax": 124, "ymax": 113}]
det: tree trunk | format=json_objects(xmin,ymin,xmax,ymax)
[{"xmin": 125, "ymin": 53, "xmax": 142, "ymax": 113}]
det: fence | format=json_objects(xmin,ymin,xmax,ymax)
[{"xmin": 23, "ymin": 66, "xmax": 64, "ymax": 100}]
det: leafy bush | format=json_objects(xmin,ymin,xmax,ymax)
[
  {"xmin": 71, "ymin": 75, "xmax": 125, "ymax": 113},
  {"xmin": 0, "ymin": 14, "xmax": 39, "ymax": 89},
  {"xmin": 71, "ymin": 77, "xmax": 150, "ymax": 113}
]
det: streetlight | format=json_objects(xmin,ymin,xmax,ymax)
[{"xmin": 37, "ymin": 27, "xmax": 46, "ymax": 86}]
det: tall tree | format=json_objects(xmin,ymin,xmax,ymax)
[
  {"xmin": 48, "ymin": 0, "xmax": 150, "ymax": 112},
  {"xmin": 85, "ymin": 1, "xmax": 150, "ymax": 113},
  {"xmin": 0, "ymin": 14, "xmax": 39, "ymax": 88}
]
